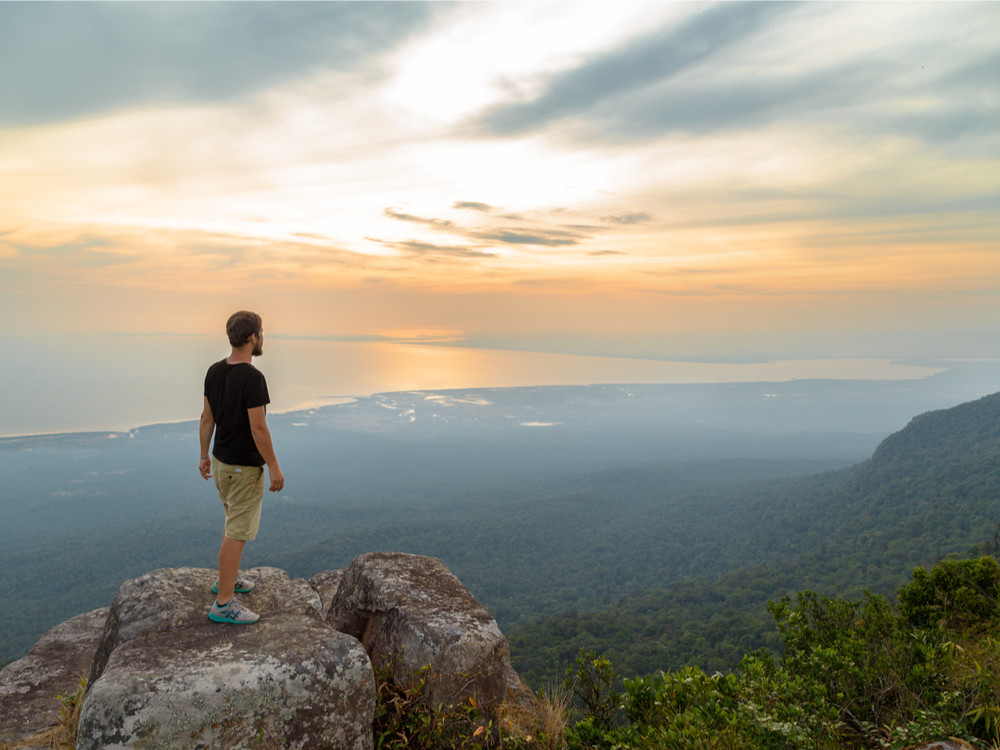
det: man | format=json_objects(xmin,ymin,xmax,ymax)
[{"xmin": 199, "ymin": 310, "xmax": 285, "ymax": 624}]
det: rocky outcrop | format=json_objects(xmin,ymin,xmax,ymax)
[
  {"xmin": 0, "ymin": 553, "xmax": 525, "ymax": 749},
  {"xmin": 329, "ymin": 551, "xmax": 517, "ymax": 708},
  {"xmin": 87, "ymin": 566, "xmax": 321, "ymax": 686},
  {"xmin": 0, "ymin": 607, "xmax": 107, "ymax": 749},
  {"xmin": 79, "ymin": 566, "xmax": 371, "ymax": 750}
]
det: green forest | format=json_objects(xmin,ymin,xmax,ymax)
[
  {"xmin": 516, "ymin": 555, "xmax": 1000, "ymax": 749},
  {"xmin": 507, "ymin": 390, "xmax": 1000, "ymax": 686},
  {"xmin": 2, "ymin": 388, "xmax": 999, "ymax": 708}
]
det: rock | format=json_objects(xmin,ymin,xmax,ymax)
[
  {"xmin": 328, "ymin": 551, "xmax": 514, "ymax": 708},
  {"xmin": 77, "ymin": 615, "xmax": 373, "ymax": 750},
  {"xmin": 89, "ymin": 566, "xmax": 320, "ymax": 685},
  {"xmin": 5, "ymin": 556, "xmax": 529, "ymax": 748},
  {"xmin": 0, "ymin": 607, "xmax": 108, "ymax": 749},
  {"xmin": 79, "ymin": 566, "xmax": 373, "ymax": 750},
  {"xmin": 309, "ymin": 568, "xmax": 345, "ymax": 620}
]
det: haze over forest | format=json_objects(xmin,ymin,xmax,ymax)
[{"xmin": 2, "ymin": 360, "xmax": 998, "ymax": 665}]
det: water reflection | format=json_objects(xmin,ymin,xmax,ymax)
[{"xmin": 0, "ymin": 334, "xmax": 948, "ymax": 437}]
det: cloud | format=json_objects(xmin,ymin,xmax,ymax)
[
  {"xmin": 471, "ymin": 228, "xmax": 587, "ymax": 248},
  {"xmin": 468, "ymin": 3, "xmax": 999, "ymax": 151},
  {"xmin": 590, "ymin": 60, "xmax": 883, "ymax": 140},
  {"xmin": 384, "ymin": 208, "xmax": 455, "ymax": 229},
  {"xmin": 382, "ymin": 204, "xmax": 595, "ymax": 249},
  {"xmin": 366, "ymin": 237, "xmax": 496, "ymax": 260},
  {"xmin": 452, "ymin": 201, "xmax": 495, "ymax": 212},
  {"xmin": 6, "ymin": 235, "xmax": 127, "ymax": 269},
  {"xmin": 604, "ymin": 212, "xmax": 653, "ymax": 225},
  {"xmin": 0, "ymin": 3, "xmax": 439, "ymax": 126},
  {"xmin": 475, "ymin": 3, "xmax": 790, "ymax": 137}
]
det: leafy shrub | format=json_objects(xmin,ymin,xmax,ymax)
[
  {"xmin": 768, "ymin": 589, "xmax": 953, "ymax": 744},
  {"xmin": 897, "ymin": 556, "xmax": 1000, "ymax": 634},
  {"xmin": 563, "ymin": 649, "xmax": 621, "ymax": 731},
  {"xmin": 560, "ymin": 558, "xmax": 1000, "ymax": 750}
]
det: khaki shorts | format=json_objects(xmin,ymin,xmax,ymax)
[{"xmin": 213, "ymin": 457, "xmax": 265, "ymax": 541}]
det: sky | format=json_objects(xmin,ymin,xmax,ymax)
[{"xmin": 1, "ymin": 1, "xmax": 999, "ymax": 364}]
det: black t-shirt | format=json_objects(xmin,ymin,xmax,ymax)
[{"xmin": 204, "ymin": 359, "xmax": 270, "ymax": 467}]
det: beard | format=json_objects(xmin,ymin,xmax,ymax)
[{"xmin": 252, "ymin": 342, "xmax": 263, "ymax": 357}]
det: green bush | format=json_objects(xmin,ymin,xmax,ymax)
[
  {"xmin": 559, "ymin": 558, "xmax": 1000, "ymax": 750},
  {"xmin": 897, "ymin": 556, "xmax": 1000, "ymax": 634}
]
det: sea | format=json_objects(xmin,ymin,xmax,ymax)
[{"xmin": 0, "ymin": 332, "xmax": 978, "ymax": 438}]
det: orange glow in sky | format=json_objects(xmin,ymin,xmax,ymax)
[{"xmin": 1, "ymin": 2, "xmax": 998, "ymax": 363}]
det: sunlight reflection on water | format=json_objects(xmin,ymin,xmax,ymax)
[
  {"xmin": 0, "ymin": 335, "xmax": 945, "ymax": 437},
  {"xmin": 269, "ymin": 340, "xmax": 944, "ymax": 415}
]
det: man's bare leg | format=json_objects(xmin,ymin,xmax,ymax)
[{"xmin": 217, "ymin": 535, "xmax": 245, "ymax": 606}]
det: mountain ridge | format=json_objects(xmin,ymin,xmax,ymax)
[{"xmin": 507, "ymin": 391, "xmax": 1000, "ymax": 684}]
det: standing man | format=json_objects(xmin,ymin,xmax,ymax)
[{"xmin": 199, "ymin": 310, "xmax": 285, "ymax": 624}]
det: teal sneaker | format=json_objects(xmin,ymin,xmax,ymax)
[
  {"xmin": 208, "ymin": 598, "xmax": 259, "ymax": 624},
  {"xmin": 211, "ymin": 578, "xmax": 255, "ymax": 594}
]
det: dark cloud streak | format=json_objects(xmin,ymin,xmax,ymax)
[
  {"xmin": 0, "ymin": 2, "xmax": 439, "ymax": 126},
  {"xmin": 384, "ymin": 208, "xmax": 455, "ymax": 229},
  {"xmin": 366, "ymin": 237, "xmax": 496, "ymax": 260},
  {"xmin": 476, "ymin": 3, "xmax": 790, "ymax": 136},
  {"xmin": 452, "ymin": 201, "xmax": 495, "ymax": 212},
  {"xmin": 471, "ymin": 3, "xmax": 998, "ymax": 149},
  {"xmin": 605, "ymin": 213, "xmax": 652, "ymax": 225},
  {"xmin": 383, "ymin": 204, "xmax": 594, "ymax": 248},
  {"xmin": 471, "ymin": 229, "xmax": 585, "ymax": 247}
]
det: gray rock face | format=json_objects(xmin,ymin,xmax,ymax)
[
  {"xmin": 89, "ymin": 566, "xmax": 321, "ymax": 686},
  {"xmin": 78, "ymin": 615, "xmax": 373, "ymax": 750},
  {"xmin": 328, "ymin": 551, "xmax": 514, "ymax": 708},
  {"xmin": 0, "ymin": 607, "xmax": 108, "ymax": 749},
  {"xmin": 79, "ymin": 566, "xmax": 373, "ymax": 750},
  {"xmin": 309, "ymin": 568, "xmax": 345, "ymax": 620}
]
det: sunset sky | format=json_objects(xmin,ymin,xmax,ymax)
[{"xmin": 1, "ymin": 1, "xmax": 998, "ymax": 363}]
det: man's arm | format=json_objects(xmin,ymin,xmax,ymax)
[
  {"xmin": 199, "ymin": 396, "xmax": 215, "ymax": 480},
  {"xmin": 248, "ymin": 405, "xmax": 285, "ymax": 492}
]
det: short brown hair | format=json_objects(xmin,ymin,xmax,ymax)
[{"xmin": 226, "ymin": 311, "xmax": 262, "ymax": 347}]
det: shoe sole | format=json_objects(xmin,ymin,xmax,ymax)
[{"xmin": 208, "ymin": 612, "xmax": 259, "ymax": 624}]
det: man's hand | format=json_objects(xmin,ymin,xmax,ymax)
[
  {"xmin": 199, "ymin": 457, "xmax": 212, "ymax": 480},
  {"xmin": 268, "ymin": 466, "xmax": 285, "ymax": 492}
]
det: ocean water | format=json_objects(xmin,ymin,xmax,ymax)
[{"xmin": 0, "ymin": 333, "xmax": 949, "ymax": 437}]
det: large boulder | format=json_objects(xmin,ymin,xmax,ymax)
[
  {"xmin": 78, "ymin": 566, "xmax": 374, "ymax": 750},
  {"xmin": 327, "ymin": 551, "xmax": 515, "ymax": 708},
  {"xmin": 0, "ymin": 607, "xmax": 108, "ymax": 749}
]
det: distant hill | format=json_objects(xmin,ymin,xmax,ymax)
[{"xmin": 508, "ymin": 392, "xmax": 1000, "ymax": 684}]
